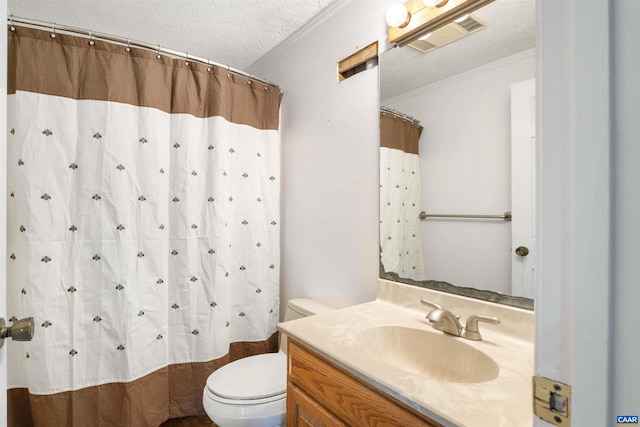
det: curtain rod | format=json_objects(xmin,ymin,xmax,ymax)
[
  {"xmin": 380, "ymin": 106, "xmax": 421, "ymax": 126},
  {"xmin": 7, "ymin": 15, "xmax": 281, "ymax": 91}
]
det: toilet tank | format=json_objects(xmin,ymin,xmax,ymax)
[
  {"xmin": 280, "ymin": 298, "xmax": 335, "ymax": 353},
  {"xmin": 284, "ymin": 298, "xmax": 335, "ymax": 321}
]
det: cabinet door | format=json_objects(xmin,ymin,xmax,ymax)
[
  {"xmin": 288, "ymin": 340, "xmax": 441, "ymax": 427},
  {"xmin": 287, "ymin": 383, "xmax": 348, "ymax": 427}
]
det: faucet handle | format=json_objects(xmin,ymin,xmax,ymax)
[
  {"xmin": 420, "ymin": 298, "xmax": 442, "ymax": 311},
  {"xmin": 462, "ymin": 314, "xmax": 501, "ymax": 341}
]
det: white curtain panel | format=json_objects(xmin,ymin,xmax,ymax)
[
  {"xmin": 380, "ymin": 147, "xmax": 425, "ymax": 281},
  {"xmin": 6, "ymin": 90, "xmax": 280, "ymax": 393}
]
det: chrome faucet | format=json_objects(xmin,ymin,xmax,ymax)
[
  {"xmin": 461, "ymin": 314, "xmax": 501, "ymax": 341},
  {"xmin": 426, "ymin": 308, "xmax": 464, "ymax": 336},
  {"xmin": 421, "ymin": 299, "xmax": 501, "ymax": 341},
  {"xmin": 420, "ymin": 299, "xmax": 444, "ymax": 331}
]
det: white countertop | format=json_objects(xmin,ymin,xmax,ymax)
[{"xmin": 278, "ymin": 280, "xmax": 535, "ymax": 427}]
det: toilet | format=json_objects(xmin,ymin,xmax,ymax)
[{"xmin": 202, "ymin": 298, "xmax": 335, "ymax": 427}]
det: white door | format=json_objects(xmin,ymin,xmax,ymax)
[{"xmin": 511, "ymin": 78, "xmax": 536, "ymax": 299}]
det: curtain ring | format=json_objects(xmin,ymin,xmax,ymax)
[
  {"xmin": 227, "ymin": 66, "xmax": 231, "ymax": 79},
  {"xmin": 207, "ymin": 60, "xmax": 211, "ymax": 72},
  {"xmin": 125, "ymin": 38, "xmax": 131, "ymax": 53},
  {"xmin": 248, "ymin": 74, "xmax": 252, "ymax": 85},
  {"xmin": 50, "ymin": 22, "xmax": 56, "ymax": 38},
  {"xmin": 88, "ymin": 30, "xmax": 95, "ymax": 46},
  {"xmin": 9, "ymin": 16, "xmax": 16, "ymax": 32},
  {"xmin": 156, "ymin": 45, "xmax": 161, "ymax": 60},
  {"xmin": 185, "ymin": 53, "xmax": 189, "ymax": 66}
]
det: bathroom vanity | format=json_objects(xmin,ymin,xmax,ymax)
[
  {"xmin": 278, "ymin": 280, "xmax": 535, "ymax": 427},
  {"xmin": 287, "ymin": 338, "xmax": 440, "ymax": 426}
]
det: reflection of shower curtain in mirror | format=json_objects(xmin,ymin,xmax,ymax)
[{"xmin": 379, "ymin": 111, "xmax": 425, "ymax": 281}]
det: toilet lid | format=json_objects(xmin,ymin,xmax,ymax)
[{"xmin": 206, "ymin": 352, "xmax": 287, "ymax": 400}]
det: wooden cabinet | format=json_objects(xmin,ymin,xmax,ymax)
[{"xmin": 287, "ymin": 339, "xmax": 443, "ymax": 427}]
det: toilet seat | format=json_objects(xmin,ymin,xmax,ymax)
[
  {"xmin": 206, "ymin": 352, "xmax": 287, "ymax": 403},
  {"xmin": 203, "ymin": 353, "xmax": 287, "ymax": 427},
  {"xmin": 205, "ymin": 388, "xmax": 285, "ymax": 405}
]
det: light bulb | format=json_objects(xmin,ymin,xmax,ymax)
[
  {"xmin": 386, "ymin": 3, "xmax": 410, "ymax": 28},
  {"xmin": 455, "ymin": 14, "xmax": 470, "ymax": 23},
  {"xmin": 418, "ymin": 32, "xmax": 432, "ymax": 41}
]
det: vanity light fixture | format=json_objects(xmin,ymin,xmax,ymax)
[
  {"xmin": 423, "ymin": 0, "xmax": 449, "ymax": 7},
  {"xmin": 388, "ymin": 0, "xmax": 494, "ymax": 46},
  {"xmin": 385, "ymin": 3, "xmax": 411, "ymax": 28}
]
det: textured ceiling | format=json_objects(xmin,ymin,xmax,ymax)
[
  {"xmin": 381, "ymin": 0, "xmax": 536, "ymax": 101},
  {"xmin": 7, "ymin": 0, "xmax": 338, "ymax": 70}
]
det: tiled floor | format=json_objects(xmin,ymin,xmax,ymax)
[{"xmin": 160, "ymin": 414, "xmax": 218, "ymax": 426}]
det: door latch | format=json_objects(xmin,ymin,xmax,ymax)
[{"xmin": 533, "ymin": 376, "xmax": 571, "ymax": 426}]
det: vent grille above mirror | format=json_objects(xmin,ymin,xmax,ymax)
[
  {"xmin": 408, "ymin": 14, "xmax": 486, "ymax": 54},
  {"xmin": 456, "ymin": 15, "xmax": 485, "ymax": 32}
]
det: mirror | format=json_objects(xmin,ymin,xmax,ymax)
[{"xmin": 379, "ymin": 0, "xmax": 536, "ymax": 309}]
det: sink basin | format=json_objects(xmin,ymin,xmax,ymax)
[{"xmin": 358, "ymin": 326, "xmax": 499, "ymax": 383}]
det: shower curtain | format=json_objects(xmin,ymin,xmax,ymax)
[
  {"xmin": 6, "ymin": 26, "xmax": 282, "ymax": 426},
  {"xmin": 379, "ymin": 111, "xmax": 425, "ymax": 281}
]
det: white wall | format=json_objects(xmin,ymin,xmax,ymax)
[
  {"xmin": 249, "ymin": 0, "xmax": 396, "ymax": 313},
  {"xmin": 384, "ymin": 51, "xmax": 534, "ymax": 294}
]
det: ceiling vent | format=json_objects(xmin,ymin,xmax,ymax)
[{"xmin": 408, "ymin": 14, "xmax": 486, "ymax": 54}]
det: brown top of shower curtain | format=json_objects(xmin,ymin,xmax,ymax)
[
  {"xmin": 380, "ymin": 112, "xmax": 423, "ymax": 155},
  {"xmin": 7, "ymin": 26, "xmax": 282, "ymax": 131}
]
